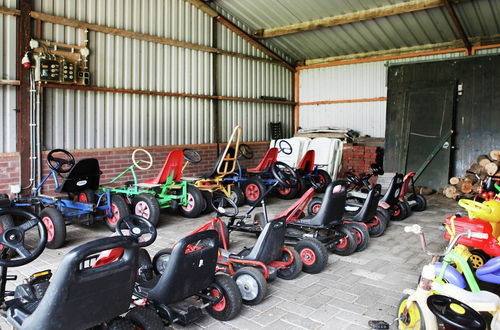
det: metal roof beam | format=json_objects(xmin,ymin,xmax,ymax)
[
  {"xmin": 183, "ymin": 0, "xmax": 295, "ymax": 71},
  {"xmin": 444, "ymin": 0, "xmax": 472, "ymax": 53},
  {"xmin": 254, "ymin": 0, "xmax": 447, "ymax": 38}
]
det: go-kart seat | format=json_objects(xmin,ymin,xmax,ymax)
[
  {"xmin": 476, "ymin": 257, "xmax": 500, "ymax": 284},
  {"xmin": 203, "ymin": 147, "xmax": 237, "ymax": 179},
  {"xmin": 146, "ymin": 230, "xmax": 218, "ymax": 305},
  {"xmin": 247, "ymin": 148, "xmax": 278, "ymax": 173},
  {"xmin": 56, "ymin": 158, "xmax": 102, "ymax": 194},
  {"xmin": 296, "ymin": 150, "xmax": 315, "ymax": 174},
  {"xmin": 344, "ymin": 184, "xmax": 381, "ymax": 222},
  {"xmin": 292, "ymin": 182, "xmax": 347, "ymax": 228},
  {"xmin": 234, "ymin": 218, "xmax": 286, "ymax": 265},
  {"xmin": 400, "ymin": 172, "xmax": 416, "ymax": 198},
  {"xmin": 380, "ymin": 173, "xmax": 404, "ymax": 206},
  {"xmin": 8, "ymin": 236, "xmax": 138, "ymax": 330},
  {"xmin": 144, "ymin": 149, "xmax": 184, "ymax": 185}
]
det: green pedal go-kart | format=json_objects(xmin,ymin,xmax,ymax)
[{"xmin": 101, "ymin": 148, "xmax": 206, "ymax": 227}]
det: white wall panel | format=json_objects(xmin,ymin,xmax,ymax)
[{"xmin": 0, "ymin": 0, "xmax": 18, "ymax": 153}]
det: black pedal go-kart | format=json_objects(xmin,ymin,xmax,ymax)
[
  {"xmin": 0, "ymin": 208, "xmax": 164, "ymax": 330},
  {"xmin": 94, "ymin": 215, "xmax": 243, "ymax": 326}
]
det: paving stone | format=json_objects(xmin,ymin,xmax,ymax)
[
  {"xmin": 317, "ymin": 316, "xmax": 354, "ymax": 330},
  {"xmin": 278, "ymin": 299, "xmax": 316, "ymax": 317},
  {"xmin": 322, "ymin": 287, "xmax": 359, "ymax": 303},
  {"xmin": 303, "ymin": 293, "xmax": 333, "ymax": 309},
  {"xmin": 261, "ymin": 319, "xmax": 299, "ymax": 330},
  {"xmin": 282, "ymin": 312, "xmax": 323, "ymax": 329},
  {"xmin": 328, "ymin": 298, "xmax": 368, "ymax": 315},
  {"xmin": 335, "ymin": 310, "xmax": 373, "ymax": 327},
  {"xmin": 251, "ymin": 307, "xmax": 288, "ymax": 326},
  {"xmin": 306, "ymin": 304, "xmax": 340, "ymax": 324}
]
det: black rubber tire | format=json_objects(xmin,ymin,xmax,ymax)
[
  {"xmin": 294, "ymin": 238, "xmax": 328, "ymax": 274},
  {"xmin": 138, "ymin": 248, "xmax": 153, "ymax": 267},
  {"xmin": 125, "ymin": 306, "xmax": 164, "ymax": 330},
  {"xmin": 315, "ymin": 169, "xmax": 332, "ymax": 193},
  {"xmin": 179, "ymin": 185, "xmax": 204, "ymax": 218},
  {"xmin": 76, "ymin": 189, "xmax": 96, "ymax": 204},
  {"xmin": 391, "ymin": 201, "xmax": 407, "ymax": 221},
  {"xmin": 397, "ymin": 294, "xmax": 426, "ymax": 330},
  {"xmin": 346, "ymin": 222, "xmax": 370, "ymax": 252},
  {"xmin": 402, "ymin": 200, "xmax": 412, "ymax": 219},
  {"xmin": 277, "ymin": 248, "xmax": 303, "ymax": 280},
  {"xmin": 275, "ymin": 179, "xmax": 298, "ymax": 200},
  {"xmin": 107, "ymin": 317, "xmax": 136, "ymax": 330},
  {"xmin": 328, "ymin": 225, "xmax": 357, "ymax": 256},
  {"xmin": 468, "ymin": 249, "xmax": 491, "ymax": 271},
  {"xmin": 243, "ymin": 178, "xmax": 266, "ymax": 206},
  {"xmin": 207, "ymin": 274, "xmax": 242, "ymax": 321},
  {"xmin": 131, "ymin": 193, "xmax": 160, "ymax": 227},
  {"xmin": 409, "ymin": 194, "xmax": 427, "ymax": 211},
  {"xmin": 307, "ymin": 197, "xmax": 323, "ymax": 216},
  {"xmin": 0, "ymin": 214, "xmax": 16, "ymax": 257},
  {"xmin": 153, "ymin": 248, "xmax": 172, "ymax": 275},
  {"xmin": 105, "ymin": 194, "xmax": 131, "ymax": 231},
  {"xmin": 233, "ymin": 267, "xmax": 267, "ymax": 305},
  {"xmin": 230, "ymin": 185, "xmax": 245, "ymax": 207},
  {"xmin": 40, "ymin": 207, "xmax": 66, "ymax": 249},
  {"xmin": 214, "ymin": 221, "xmax": 230, "ymax": 248},
  {"xmin": 367, "ymin": 209, "xmax": 388, "ymax": 237},
  {"xmin": 200, "ymin": 190, "xmax": 212, "ymax": 214}
]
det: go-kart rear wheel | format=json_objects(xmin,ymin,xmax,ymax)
[
  {"xmin": 314, "ymin": 169, "xmax": 332, "ymax": 193},
  {"xmin": 40, "ymin": 207, "xmax": 66, "ymax": 249},
  {"xmin": 346, "ymin": 222, "xmax": 370, "ymax": 252},
  {"xmin": 307, "ymin": 197, "xmax": 323, "ymax": 216},
  {"xmin": 125, "ymin": 306, "xmax": 164, "ymax": 330},
  {"xmin": 409, "ymin": 194, "xmax": 427, "ymax": 211},
  {"xmin": 294, "ymin": 238, "xmax": 328, "ymax": 274},
  {"xmin": 207, "ymin": 274, "xmax": 242, "ymax": 321},
  {"xmin": 276, "ymin": 179, "xmax": 298, "ymax": 200},
  {"xmin": 468, "ymin": 249, "xmax": 491, "ymax": 271},
  {"xmin": 233, "ymin": 267, "xmax": 267, "ymax": 305},
  {"xmin": 397, "ymin": 294, "xmax": 425, "ymax": 330},
  {"xmin": 76, "ymin": 189, "xmax": 96, "ymax": 204},
  {"xmin": 131, "ymin": 193, "xmax": 160, "ymax": 227},
  {"xmin": 200, "ymin": 190, "xmax": 212, "ymax": 214},
  {"xmin": 243, "ymin": 178, "xmax": 266, "ymax": 206},
  {"xmin": 402, "ymin": 200, "xmax": 412, "ymax": 218},
  {"xmin": 295, "ymin": 175, "xmax": 307, "ymax": 197},
  {"xmin": 214, "ymin": 221, "xmax": 230, "ymax": 248},
  {"xmin": 179, "ymin": 185, "xmax": 204, "ymax": 218},
  {"xmin": 105, "ymin": 195, "xmax": 130, "ymax": 231},
  {"xmin": 107, "ymin": 317, "xmax": 136, "ymax": 330},
  {"xmin": 153, "ymin": 248, "xmax": 172, "ymax": 275},
  {"xmin": 367, "ymin": 210, "xmax": 388, "ymax": 237},
  {"xmin": 0, "ymin": 214, "xmax": 16, "ymax": 257},
  {"xmin": 277, "ymin": 248, "xmax": 302, "ymax": 280},
  {"xmin": 328, "ymin": 225, "xmax": 357, "ymax": 256},
  {"xmin": 391, "ymin": 201, "xmax": 408, "ymax": 221},
  {"xmin": 229, "ymin": 185, "xmax": 245, "ymax": 207}
]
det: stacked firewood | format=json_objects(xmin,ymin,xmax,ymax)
[{"xmin": 443, "ymin": 150, "xmax": 500, "ymax": 199}]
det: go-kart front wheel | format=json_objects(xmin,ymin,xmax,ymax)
[
  {"xmin": 229, "ymin": 185, "xmax": 245, "ymax": 207},
  {"xmin": 307, "ymin": 197, "xmax": 323, "ymax": 216},
  {"xmin": 328, "ymin": 225, "xmax": 357, "ymax": 256},
  {"xmin": 125, "ymin": 306, "xmax": 164, "ymax": 330},
  {"xmin": 105, "ymin": 195, "xmax": 130, "ymax": 231},
  {"xmin": 294, "ymin": 238, "xmax": 328, "ymax": 274},
  {"xmin": 131, "ymin": 193, "xmax": 160, "ymax": 227},
  {"xmin": 243, "ymin": 179, "xmax": 266, "ymax": 206},
  {"xmin": 207, "ymin": 274, "xmax": 242, "ymax": 321},
  {"xmin": 346, "ymin": 222, "xmax": 370, "ymax": 252},
  {"xmin": 277, "ymin": 248, "xmax": 303, "ymax": 280},
  {"xmin": 179, "ymin": 185, "xmax": 204, "ymax": 218},
  {"xmin": 391, "ymin": 201, "xmax": 408, "ymax": 221},
  {"xmin": 397, "ymin": 294, "xmax": 426, "ymax": 330},
  {"xmin": 409, "ymin": 194, "xmax": 427, "ymax": 211},
  {"xmin": 314, "ymin": 169, "xmax": 332, "ymax": 193},
  {"xmin": 366, "ymin": 209, "xmax": 388, "ymax": 237},
  {"xmin": 233, "ymin": 267, "xmax": 267, "ymax": 305},
  {"xmin": 40, "ymin": 207, "xmax": 66, "ymax": 249}
]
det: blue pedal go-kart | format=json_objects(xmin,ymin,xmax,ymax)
[{"xmin": 11, "ymin": 149, "xmax": 130, "ymax": 249}]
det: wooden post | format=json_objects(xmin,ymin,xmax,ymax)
[
  {"xmin": 293, "ymin": 71, "xmax": 299, "ymax": 135},
  {"xmin": 212, "ymin": 18, "xmax": 220, "ymax": 153},
  {"xmin": 17, "ymin": 0, "xmax": 32, "ymax": 191}
]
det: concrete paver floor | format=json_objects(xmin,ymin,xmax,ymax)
[{"xmin": 0, "ymin": 194, "xmax": 458, "ymax": 329}]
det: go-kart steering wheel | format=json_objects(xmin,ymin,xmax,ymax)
[
  {"xmin": 426, "ymin": 295, "xmax": 486, "ymax": 330},
  {"xmin": 47, "ymin": 149, "xmax": 76, "ymax": 173},
  {"xmin": 132, "ymin": 149, "xmax": 153, "ymax": 170},
  {"xmin": 211, "ymin": 195, "xmax": 239, "ymax": 217},
  {"xmin": 370, "ymin": 163, "xmax": 384, "ymax": 176},
  {"xmin": 115, "ymin": 215, "xmax": 157, "ymax": 247},
  {"xmin": 345, "ymin": 172, "xmax": 360, "ymax": 186},
  {"xmin": 272, "ymin": 161, "xmax": 299, "ymax": 188},
  {"xmin": 239, "ymin": 144, "xmax": 254, "ymax": 159},
  {"xmin": 278, "ymin": 140, "xmax": 293, "ymax": 155},
  {"xmin": 0, "ymin": 208, "xmax": 47, "ymax": 267},
  {"xmin": 458, "ymin": 199, "xmax": 492, "ymax": 216},
  {"xmin": 183, "ymin": 148, "xmax": 202, "ymax": 163}
]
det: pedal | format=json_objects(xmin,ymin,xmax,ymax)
[
  {"xmin": 170, "ymin": 302, "xmax": 203, "ymax": 326},
  {"xmin": 368, "ymin": 320, "xmax": 390, "ymax": 329},
  {"xmin": 27, "ymin": 270, "xmax": 52, "ymax": 285},
  {"xmin": 267, "ymin": 267, "xmax": 278, "ymax": 281}
]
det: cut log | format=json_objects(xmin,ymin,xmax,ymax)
[
  {"xmin": 485, "ymin": 162, "xmax": 499, "ymax": 176},
  {"xmin": 414, "ymin": 185, "xmax": 435, "ymax": 195},
  {"xmin": 468, "ymin": 163, "xmax": 486, "ymax": 177},
  {"xmin": 465, "ymin": 173, "xmax": 479, "ymax": 184},
  {"xmin": 490, "ymin": 150, "xmax": 500, "ymax": 161},
  {"xmin": 477, "ymin": 155, "xmax": 492, "ymax": 167},
  {"xmin": 451, "ymin": 193, "xmax": 461, "ymax": 200},
  {"xmin": 472, "ymin": 183, "xmax": 481, "ymax": 194},
  {"xmin": 457, "ymin": 179, "xmax": 473, "ymax": 194},
  {"xmin": 449, "ymin": 177, "xmax": 460, "ymax": 185},
  {"xmin": 444, "ymin": 184, "xmax": 458, "ymax": 198}
]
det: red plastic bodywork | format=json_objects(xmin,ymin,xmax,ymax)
[
  {"xmin": 296, "ymin": 150, "xmax": 315, "ymax": 174},
  {"xmin": 144, "ymin": 149, "xmax": 184, "ymax": 184},
  {"xmin": 247, "ymin": 148, "xmax": 278, "ymax": 173},
  {"xmin": 444, "ymin": 215, "xmax": 500, "ymax": 256}
]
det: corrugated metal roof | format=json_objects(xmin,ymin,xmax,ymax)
[{"xmin": 211, "ymin": 0, "xmax": 500, "ymax": 62}]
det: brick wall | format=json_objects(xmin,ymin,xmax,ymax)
[
  {"xmin": 0, "ymin": 142, "xmax": 270, "ymax": 195},
  {"xmin": 338, "ymin": 144, "xmax": 381, "ymax": 177}
]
